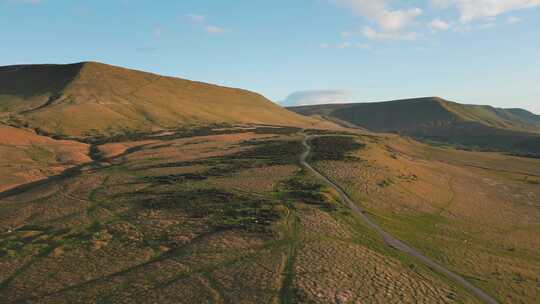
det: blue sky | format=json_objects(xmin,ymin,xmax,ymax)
[{"xmin": 1, "ymin": 0, "xmax": 539, "ymax": 113}]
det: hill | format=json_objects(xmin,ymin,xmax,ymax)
[
  {"xmin": 0, "ymin": 125, "xmax": 90, "ymax": 192},
  {"xmin": 0, "ymin": 62, "xmax": 316, "ymax": 137},
  {"xmin": 289, "ymin": 97, "xmax": 540, "ymax": 155}
]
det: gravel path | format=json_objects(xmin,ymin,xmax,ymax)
[{"xmin": 300, "ymin": 135, "xmax": 499, "ymax": 304}]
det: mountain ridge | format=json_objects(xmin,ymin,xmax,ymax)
[
  {"xmin": 289, "ymin": 97, "xmax": 540, "ymax": 155},
  {"xmin": 1, "ymin": 62, "xmax": 317, "ymax": 137}
]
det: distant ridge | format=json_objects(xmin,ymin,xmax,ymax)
[
  {"xmin": 0, "ymin": 62, "xmax": 316, "ymax": 137},
  {"xmin": 289, "ymin": 97, "xmax": 540, "ymax": 155}
]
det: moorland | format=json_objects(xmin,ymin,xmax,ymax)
[{"xmin": 0, "ymin": 63, "xmax": 539, "ymax": 304}]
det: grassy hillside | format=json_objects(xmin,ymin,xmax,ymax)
[
  {"xmin": 1, "ymin": 62, "xmax": 316, "ymax": 137},
  {"xmin": 290, "ymin": 97, "xmax": 540, "ymax": 155}
]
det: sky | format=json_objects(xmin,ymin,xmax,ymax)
[{"xmin": 1, "ymin": 0, "xmax": 539, "ymax": 114}]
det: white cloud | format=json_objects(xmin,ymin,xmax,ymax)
[
  {"xmin": 335, "ymin": 0, "xmax": 387, "ymax": 17},
  {"xmin": 333, "ymin": 0, "xmax": 422, "ymax": 42},
  {"xmin": 433, "ymin": 0, "xmax": 540, "ymax": 23},
  {"xmin": 429, "ymin": 18, "xmax": 451, "ymax": 30},
  {"xmin": 377, "ymin": 8, "xmax": 423, "ymax": 31},
  {"xmin": 281, "ymin": 90, "xmax": 351, "ymax": 106},
  {"xmin": 187, "ymin": 14, "xmax": 225, "ymax": 35},
  {"xmin": 459, "ymin": 0, "xmax": 539, "ymax": 22},
  {"xmin": 363, "ymin": 26, "xmax": 420, "ymax": 41},
  {"xmin": 319, "ymin": 42, "xmax": 372, "ymax": 49},
  {"xmin": 335, "ymin": 0, "xmax": 422, "ymax": 30},
  {"xmin": 430, "ymin": 0, "xmax": 452, "ymax": 9},
  {"xmin": 341, "ymin": 31, "xmax": 352, "ymax": 37},
  {"xmin": 204, "ymin": 25, "xmax": 224, "ymax": 34},
  {"xmin": 333, "ymin": 0, "xmax": 537, "ymax": 42}
]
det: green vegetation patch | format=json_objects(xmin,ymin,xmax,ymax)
[
  {"xmin": 25, "ymin": 145, "xmax": 54, "ymax": 162},
  {"xmin": 141, "ymin": 139, "xmax": 303, "ymax": 183},
  {"xmin": 141, "ymin": 173, "xmax": 208, "ymax": 185},
  {"xmin": 232, "ymin": 139, "xmax": 303, "ymax": 165},
  {"xmin": 278, "ymin": 172, "xmax": 336, "ymax": 212},
  {"xmin": 252, "ymin": 126, "xmax": 301, "ymax": 135},
  {"xmin": 140, "ymin": 189, "xmax": 280, "ymax": 233},
  {"xmin": 41, "ymin": 124, "xmax": 302, "ymax": 144},
  {"xmin": 309, "ymin": 136, "xmax": 365, "ymax": 162}
]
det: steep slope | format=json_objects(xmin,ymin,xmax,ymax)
[
  {"xmin": 289, "ymin": 97, "xmax": 540, "ymax": 155},
  {"xmin": 0, "ymin": 124, "xmax": 90, "ymax": 192},
  {"xmin": 1, "ymin": 62, "xmax": 316, "ymax": 137}
]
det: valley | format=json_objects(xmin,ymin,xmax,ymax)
[
  {"xmin": 1, "ymin": 122, "xmax": 538, "ymax": 303},
  {"xmin": 3, "ymin": 0, "xmax": 540, "ymax": 302},
  {"xmin": 0, "ymin": 63, "xmax": 539, "ymax": 303}
]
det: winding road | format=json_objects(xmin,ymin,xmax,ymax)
[{"xmin": 300, "ymin": 135, "xmax": 499, "ymax": 304}]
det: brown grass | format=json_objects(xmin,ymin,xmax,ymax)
[
  {"xmin": 0, "ymin": 127, "xmax": 484, "ymax": 303},
  {"xmin": 312, "ymin": 133, "xmax": 540, "ymax": 303},
  {"xmin": 0, "ymin": 125, "xmax": 90, "ymax": 192},
  {"xmin": 2, "ymin": 62, "xmax": 323, "ymax": 137}
]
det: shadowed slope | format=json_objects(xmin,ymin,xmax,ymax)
[
  {"xmin": 289, "ymin": 97, "xmax": 540, "ymax": 155},
  {"xmin": 1, "ymin": 62, "xmax": 316, "ymax": 136}
]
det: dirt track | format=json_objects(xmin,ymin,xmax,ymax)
[{"xmin": 300, "ymin": 134, "xmax": 499, "ymax": 304}]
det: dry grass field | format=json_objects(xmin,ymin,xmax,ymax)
[
  {"xmin": 0, "ymin": 125, "xmax": 90, "ymax": 192},
  {"xmin": 0, "ymin": 125, "xmax": 491, "ymax": 304},
  {"xmin": 311, "ymin": 134, "xmax": 540, "ymax": 304}
]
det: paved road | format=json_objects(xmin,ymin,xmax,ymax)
[{"xmin": 300, "ymin": 135, "xmax": 499, "ymax": 304}]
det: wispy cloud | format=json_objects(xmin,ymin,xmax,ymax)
[
  {"xmin": 187, "ymin": 14, "xmax": 206, "ymax": 24},
  {"xmin": 363, "ymin": 26, "xmax": 420, "ymax": 41},
  {"xmin": 332, "ymin": 0, "xmax": 538, "ymax": 44},
  {"xmin": 319, "ymin": 41, "xmax": 371, "ymax": 49},
  {"xmin": 428, "ymin": 18, "xmax": 451, "ymax": 31},
  {"xmin": 507, "ymin": 16, "xmax": 522, "ymax": 24},
  {"xmin": 431, "ymin": 0, "xmax": 540, "ymax": 23},
  {"xmin": 334, "ymin": 0, "xmax": 423, "ymax": 42},
  {"xmin": 281, "ymin": 90, "xmax": 352, "ymax": 106},
  {"xmin": 204, "ymin": 25, "xmax": 224, "ymax": 34},
  {"xmin": 186, "ymin": 14, "xmax": 225, "ymax": 35}
]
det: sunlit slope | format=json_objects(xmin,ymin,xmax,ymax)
[
  {"xmin": 1, "ymin": 62, "xmax": 316, "ymax": 136},
  {"xmin": 0, "ymin": 124, "xmax": 90, "ymax": 192},
  {"xmin": 289, "ymin": 97, "xmax": 540, "ymax": 154}
]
